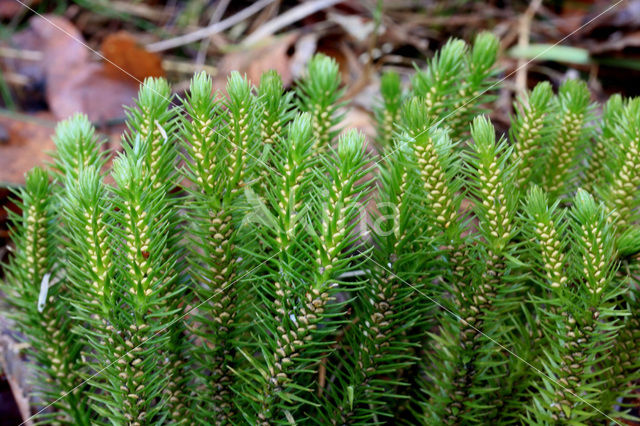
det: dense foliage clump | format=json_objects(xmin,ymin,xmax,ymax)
[{"xmin": 4, "ymin": 32, "xmax": 640, "ymax": 425}]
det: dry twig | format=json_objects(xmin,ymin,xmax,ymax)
[
  {"xmin": 243, "ymin": 0, "xmax": 343, "ymax": 46},
  {"xmin": 146, "ymin": 0, "xmax": 275, "ymax": 52},
  {"xmin": 515, "ymin": 0, "xmax": 543, "ymax": 95}
]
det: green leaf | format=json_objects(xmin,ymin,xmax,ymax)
[{"xmin": 509, "ymin": 44, "xmax": 591, "ymax": 65}]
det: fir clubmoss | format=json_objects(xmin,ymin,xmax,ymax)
[
  {"xmin": 543, "ymin": 80, "xmax": 593, "ymax": 198},
  {"xmin": 412, "ymin": 38, "xmax": 467, "ymax": 125},
  {"xmin": 296, "ymin": 53, "xmax": 344, "ymax": 154},
  {"xmin": 447, "ymin": 32, "xmax": 500, "ymax": 138},
  {"xmin": 583, "ymin": 94, "xmax": 624, "ymax": 193},
  {"xmin": 5, "ymin": 46, "xmax": 640, "ymax": 426},
  {"xmin": 3, "ymin": 168, "xmax": 90, "ymax": 425},
  {"xmin": 603, "ymin": 98, "xmax": 640, "ymax": 229},
  {"xmin": 375, "ymin": 71, "xmax": 403, "ymax": 149},
  {"xmin": 511, "ymin": 81, "xmax": 554, "ymax": 190},
  {"xmin": 180, "ymin": 72, "xmax": 248, "ymax": 423}
]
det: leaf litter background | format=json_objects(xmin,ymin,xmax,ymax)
[{"xmin": 2, "ymin": 0, "xmax": 640, "ymax": 424}]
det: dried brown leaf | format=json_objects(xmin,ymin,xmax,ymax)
[
  {"xmin": 24, "ymin": 15, "xmax": 140, "ymax": 122},
  {"xmin": 0, "ymin": 0, "xmax": 39, "ymax": 19},
  {"xmin": 101, "ymin": 31, "xmax": 165, "ymax": 82},
  {"xmin": 0, "ymin": 113, "xmax": 55, "ymax": 185},
  {"xmin": 213, "ymin": 32, "xmax": 299, "ymax": 89}
]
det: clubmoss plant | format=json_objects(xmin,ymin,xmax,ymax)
[
  {"xmin": 59, "ymin": 166, "xmax": 123, "ymax": 424},
  {"xmin": 447, "ymin": 32, "xmax": 500, "ymax": 138},
  {"xmin": 543, "ymin": 79, "xmax": 593, "ymax": 198},
  {"xmin": 256, "ymin": 70, "xmax": 295, "ymax": 189},
  {"xmin": 602, "ymin": 97, "xmax": 640, "ymax": 229},
  {"xmin": 375, "ymin": 71, "xmax": 403, "ymax": 149},
  {"xmin": 524, "ymin": 189, "xmax": 624, "ymax": 424},
  {"xmin": 296, "ymin": 53, "xmax": 344, "ymax": 153},
  {"xmin": 109, "ymin": 140, "xmax": 181, "ymax": 425},
  {"xmin": 321, "ymin": 141, "xmax": 433, "ymax": 424},
  {"xmin": 125, "ymin": 78, "xmax": 189, "ymax": 424},
  {"xmin": 3, "ymin": 168, "xmax": 90, "ymax": 425},
  {"xmin": 411, "ymin": 32, "xmax": 499, "ymax": 139},
  {"xmin": 51, "ymin": 114, "xmax": 107, "ymax": 180},
  {"xmin": 583, "ymin": 94, "xmax": 624, "ymax": 193},
  {"xmin": 511, "ymin": 81, "xmax": 554, "ymax": 190},
  {"xmin": 239, "ymin": 128, "xmax": 373, "ymax": 424},
  {"xmin": 4, "ymin": 42, "xmax": 640, "ymax": 426},
  {"xmin": 257, "ymin": 70, "xmax": 295, "ymax": 150},
  {"xmin": 402, "ymin": 98, "xmax": 463, "ymax": 236},
  {"xmin": 422, "ymin": 116, "xmax": 519, "ymax": 424},
  {"xmin": 180, "ymin": 71, "xmax": 251, "ymax": 424},
  {"xmin": 411, "ymin": 38, "xmax": 467, "ymax": 124}
]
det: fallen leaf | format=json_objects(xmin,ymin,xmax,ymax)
[
  {"xmin": 315, "ymin": 42, "xmax": 350, "ymax": 83},
  {"xmin": 101, "ymin": 31, "xmax": 165, "ymax": 82},
  {"xmin": 290, "ymin": 33, "xmax": 318, "ymax": 80},
  {"xmin": 30, "ymin": 16, "xmax": 140, "ymax": 123},
  {"xmin": 350, "ymin": 80, "xmax": 381, "ymax": 111},
  {"xmin": 0, "ymin": 0, "xmax": 39, "ymax": 19},
  {"xmin": 28, "ymin": 15, "xmax": 89, "ymax": 74},
  {"xmin": 213, "ymin": 32, "xmax": 299, "ymax": 89},
  {"xmin": 0, "ymin": 112, "xmax": 56, "ymax": 185},
  {"xmin": 46, "ymin": 63, "xmax": 139, "ymax": 125},
  {"xmin": 508, "ymin": 44, "xmax": 591, "ymax": 65},
  {"xmin": 5, "ymin": 15, "xmax": 140, "ymax": 123},
  {"xmin": 0, "ymin": 1, "xmax": 19, "ymax": 18},
  {"xmin": 341, "ymin": 107, "xmax": 375, "ymax": 142},
  {"xmin": 328, "ymin": 12, "xmax": 375, "ymax": 43}
]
